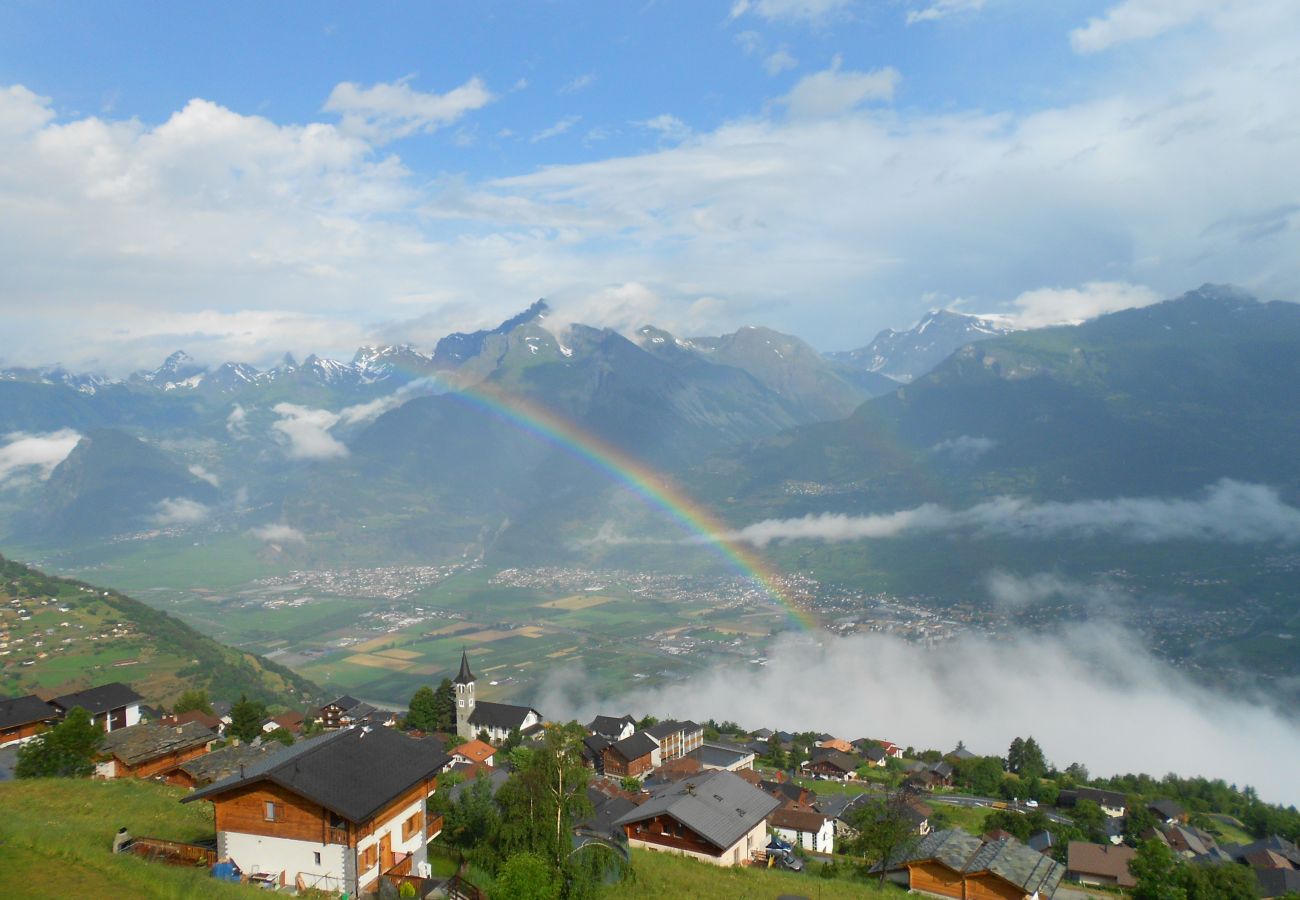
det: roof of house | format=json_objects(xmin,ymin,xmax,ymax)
[
  {"xmin": 645, "ymin": 755, "xmax": 704, "ymax": 787},
  {"xmin": 1027, "ymin": 830, "xmax": 1057, "ymax": 853},
  {"xmin": 881, "ymin": 829, "xmax": 1064, "ymax": 896},
  {"xmin": 686, "ymin": 742, "xmax": 754, "ymax": 769},
  {"xmin": 453, "ymin": 650, "xmax": 475, "ymax": 686},
  {"xmin": 453, "ymin": 739, "xmax": 496, "ymax": 765},
  {"xmin": 582, "ymin": 734, "xmax": 610, "ymax": 760},
  {"xmin": 932, "ymin": 760, "xmax": 954, "ymax": 778},
  {"xmin": 948, "ymin": 746, "xmax": 977, "ymax": 760},
  {"xmin": 644, "ymin": 719, "xmax": 702, "ymax": 740},
  {"xmin": 579, "ymin": 785, "xmax": 639, "ymax": 840},
  {"xmin": 862, "ymin": 745, "xmax": 887, "ymax": 762},
  {"xmin": 1165, "ymin": 823, "xmax": 1213, "ymax": 856},
  {"xmin": 614, "ymin": 770, "xmax": 781, "ymax": 852},
  {"xmin": 268, "ymin": 711, "xmax": 305, "ymax": 730},
  {"xmin": 588, "ymin": 715, "xmax": 636, "ymax": 738},
  {"xmin": 324, "ymin": 695, "xmax": 362, "ymax": 711},
  {"xmin": 770, "ymin": 804, "xmax": 830, "ymax": 834},
  {"xmin": 101, "ymin": 721, "xmax": 215, "ymax": 767},
  {"xmin": 184, "ymin": 726, "xmax": 450, "ymax": 823},
  {"xmin": 49, "ymin": 682, "xmax": 142, "ymax": 716},
  {"xmin": 1067, "ymin": 841, "xmax": 1137, "ymax": 888},
  {"xmin": 468, "ymin": 700, "xmax": 540, "ymax": 732},
  {"xmin": 178, "ymin": 741, "xmax": 279, "ymax": 786},
  {"xmin": 1076, "ymin": 787, "xmax": 1127, "ymax": 809},
  {"xmin": 171, "ymin": 710, "xmax": 223, "ymax": 731},
  {"xmin": 761, "ymin": 780, "xmax": 810, "ymax": 806},
  {"xmin": 1149, "ymin": 798, "xmax": 1185, "ymax": 819},
  {"xmin": 1225, "ymin": 835, "xmax": 1300, "ymax": 867},
  {"xmin": 751, "ymin": 728, "xmax": 773, "ymax": 739},
  {"xmin": 0, "ymin": 694, "xmax": 56, "ymax": 730},
  {"xmin": 1256, "ymin": 868, "xmax": 1300, "ymax": 898},
  {"xmin": 607, "ymin": 731, "xmax": 658, "ymax": 762},
  {"xmin": 808, "ymin": 747, "xmax": 859, "ymax": 773},
  {"xmin": 445, "ymin": 766, "xmax": 509, "ymax": 804}
]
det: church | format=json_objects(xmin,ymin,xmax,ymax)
[{"xmin": 453, "ymin": 650, "xmax": 546, "ymax": 744}]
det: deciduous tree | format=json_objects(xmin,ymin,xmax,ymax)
[{"xmin": 16, "ymin": 706, "xmax": 103, "ymax": 778}]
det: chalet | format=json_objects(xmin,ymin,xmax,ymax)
[
  {"xmin": 49, "ymin": 682, "xmax": 142, "ymax": 733},
  {"xmin": 860, "ymin": 744, "xmax": 888, "ymax": 767},
  {"xmin": 906, "ymin": 759, "xmax": 954, "ymax": 789},
  {"xmin": 96, "ymin": 721, "xmax": 216, "ymax": 782},
  {"xmin": 769, "ymin": 804, "xmax": 835, "ymax": 854},
  {"xmin": 318, "ymin": 696, "xmax": 376, "ymax": 730},
  {"xmin": 823, "ymin": 793, "xmax": 931, "ymax": 842},
  {"xmin": 588, "ymin": 714, "xmax": 637, "ymax": 742},
  {"xmin": 0, "ymin": 694, "xmax": 57, "ymax": 747},
  {"xmin": 815, "ymin": 736, "xmax": 854, "ymax": 754},
  {"xmin": 183, "ymin": 726, "xmax": 450, "ymax": 896},
  {"xmin": 876, "ymin": 829, "xmax": 1065, "ymax": 899},
  {"xmin": 763, "ymin": 778, "xmax": 816, "ymax": 808},
  {"xmin": 176, "ymin": 742, "xmax": 280, "ymax": 789},
  {"xmin": 946, "ymin": 743, "xmax": 978, "ymax": 762},
  {"xmin": 602, "ymin": 731, "xmax": 659, "ymax": 780},
  {"xmin": 803, "ymin": 747, "xmax": 860, "ymax": 781},
  {"xmin": 452, "ymin": 651, "xmax": 544, "ymax": 743},
  {"xmin": 644, "ymin": 755, "xmax": 704, "ymax": 788},
  {"xmin": 1027, "ymin": 830, "xmax": 1057, "ymax": 855},
  {"xmin": 165, "ymin": 709, "xmax": 224, "ymax": 733},
  {"xmin": 1148, "ymin": 798, "xmax": 1187, "ymax": 824},
  {"xmin": 685, "ymin": 742, "xmax": 755, "ymax": 772},
  {"xmin": 581, "ymin": 734, "xmax": 610, "ymax": 773},
  {"xmin": 263, "ymin": 711, "xmax": 305, "ymax": 737},
  {"xmin": 613, "ymin": 770, "xmax": 780, "ymax": 867},
  {"xmin": 1059, "ymin": 787, "xmax": 1127, "ymax": 818},
  {"xmin": 1066, "ymin": 841, "xmax": 1137, "ymax": 888},
  {"xmin": 644, "ymin": 720, "xmax": 704, "ymax": 761},
  {"xmin": 449, "ymin": 738, "xmax": 496, "ymax": 769}
]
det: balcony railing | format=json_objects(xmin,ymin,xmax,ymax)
[{"xmin": 326, "ymin": 825, "xmax": 348, "ymax": 845}]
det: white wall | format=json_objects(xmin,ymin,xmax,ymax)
[
  {"xmin": 355, "ymin": 795, "xmax": 429, "ymax": 888},
  {"xmin": 222, "ymin": 830, "xmax": 347, "ymax": 888},
  {"xmin": 124, "ymin": 703, "xmax": 141, "ymax": 728}
]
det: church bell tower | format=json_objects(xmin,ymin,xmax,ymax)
[{"xmin": 453, "ymin": 649, "xmax": 476, "ymax": 740}]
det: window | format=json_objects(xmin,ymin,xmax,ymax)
[
  {"xmin": 313, "ymin": 852, "xmax": 321, "ymax": 865},
  {"xmin": 263, "ymin": 801, "xmax": 278, "ymax": 822},
  {"xmin": 402, "ymin": 812, "xmax": 422, "ymax": 841},
  {"xmin": 360, "ymin": 845, "xmax": 377, "ymax": 871}
]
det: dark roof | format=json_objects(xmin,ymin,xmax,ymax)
[
  {"xmin": 1149, "ymin": 798, "xmax": 1185, "ymax": 819},
  {"xmin": 1076, "ymin": 787, "xmax": 1127, "ymax": 809},
  {"xmin": 102, "ymin": 721, "xmax": 215, "ymax": 767},
  {"xmin": 770, "ymin": 805, "xmax": 830, "ymax": 833},
  {"xmin": 883, "ymin": 830, "xmax": 1064, "ymax": 895},
  {"xmin": 1027, "ymin": 830, "xmax": 1056, "ymax": 853},
  {"xmin": 0, "ymin": 694, "xmax": 56, "ymax": 730},
  {"xmin": 588, "ymin": 714, "xmax": 636, "ymax": 738},
  {"xmin": 1227, "ymin": 835, "xmax": 1300, "ymax": 867},
  {"xmin": 324, "ymin": 695, "xmax": 362, "ymax": 711},
  {"xmin": 808, "ymin": 747, "xmax": 859, "ymax": 773},
  {"xmin": 582, "ymin": 734, "xmax": 611, "ymax": 760},
  {"xmin": 578, "ymin": 786, "xmax": 638, "ymax": 840},
  {"xmin": 686, "ymin": 742, "xmax": 755, "ymax": 769},
  {"xmin": 179, "ymin": 742, "xmax": 279, "ymax": 786},
  {"xmin": 932, "ymin": 760, "xmax": 954, "ymax": 778},
  {"xmin": 614, "ymin": 770, "xmax": 781, "ymax": 851},
  {"xmin": 468, "ymin": 700, "xmax": 540, "ymax": 731},
  {"xmin": 862, "ymin": 745, "xmax": 887, "ymax": 762},
  {"xmin": 762, "ymin": 780, "xmax": 809, "ymax": 806},
  {"xmin": 1256, "ymin": 868, "xmax": 1300, "ymax": 898},
  {"xmin": 608, "ymin": 731, "xmax": 658, "ymax": 762},
  {"xmin": 453, "ymin": 650, "xmax": 475, "ymax": 686},
  {"xmin": 185, "ymin": 726, "xmax": 450, "ymax": 823},
  {"xmin": 645, "ymin": 719, "xmax": 701, "ymax": 740},
  {"xmin": 49, "ymin": 682, "xmax": 142, "ymax": 716},
  {"xmin": 445, "ymin": 767, "xmax": 509, "ymax": 804},
  {"xmin": 948, "ymin": 746, "xmax": 977, "ymax": 760}
]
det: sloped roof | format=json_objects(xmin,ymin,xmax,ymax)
[
  {"xmin": 453, "ymin": 739, "xmax": 496, "ymax": 764},
  {"xmin": 50, "ymin": 682, "xmax": 142, "ymax": 716},
  {"xmin": 588, "ymin": 714, "xmax": 635, "ymax": 738},
  {"xmin": 770, "ymin": 805, "xmax": 830, "ymax": 833},
  {"xmin": 324, "ymin": 695, "xmax": 361, "ymax": 711},
  {"xmin": 0, "ymin": 694, "xmax": 56, "ymax": 730},
  {"xmin": 468, "ymin": 700, "xmax": 539, "ymax": 731},
  {"xmin": 184, "ymin": 726, "xmax": 450, "ymax": 824},
  {"xmin": 614, "ymin": 769, "xmax": 780, "ymax": 851},
  {"xmin": 645, "ymin": 719, "xmax": 701, "ymax": 740},
  {"xmin": 808, "ymin": 747, "xmax": 859, "ymax": 773},
  {"xmin": 883, "ymin": 829, "xmax": 1064, "ymax": 896},
  {"xmin": 1067, "ymin": 841, "xmax": 1136, "ymax": 887},
  {"xmin": 608, "ymin": 731, "xmax": 657, "ymax": 762},
  {"xmin": 179, "ymin": 741, "xmax": 279, "ymax": 786},
  {"xmin": 1149, "ymin": 798, "xmax": 1185, "ymax": 819},
  {"xmin": 102, "ymin": 721, "xmax": 215, "ymax": 766},
  {"xmin": 453, "ymin": 650, "xmax": 475, "ymax": 686}
]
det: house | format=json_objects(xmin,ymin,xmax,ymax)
[
  {"xmin": 803, "ymin": 747, "xmax": 860, "ymax": 781},
  {"xmin": 263, "ymin": 712, "xmax": 305, "ymax": 737},
  {"xmin": 588, "ymin": 714, "xmax": 637, "ymax": 742},
  {"xmin": 860, "ymin": 744, "xmax": 889, "ymax": 768},
  {"xmin": 165, "ymin": 709, "xmax": 224, "ymax": 733},
  {"xmin": 318, "ymin": 696, "xmax": 376, "ymax": 730},
  {"xmin": 644, "ymin": 755, "xmax": 703, "ymax": 788},
  {"xmin": 876, "ymin": 829, "xmax": 1065, "ymax": 899},
  {"xmin": 0, "ymin": 694, "xmax": 57, "ymax": 747},
  {"xmin": 644, "ymin": 720, "xmax": 704, "ymax": 761},
  {"xmin": 1027, "ymin": 830, "xmax": 1057, "ymax": 855},
  {"xmin": 751, "ymin": 728, "xmax": 774, "ymax": 741},
  {"xmin": 450, "ymin": 738, "xmax": 496, "ymax": 769},
  {"xmin": 452, "ymin": 651, "xmax": 544, "ymax": 743},
  {"xmin": 183, "ymin": 726, "xmax": 450, "ymax": 896},
  {"xmin": 1060, "ymin": 787, "xmax": 1127, "ymax": 818},
  {"xmin": 685, "ymin": 742, "xmax": 755, "ymax": 772},
  {"xmin": 1256, "ymin": 869, "xmax": 1300, "ymax": 899},
  {"xmin": 825, "ymin": 793, "xmax": 931, "ymax": 843},
  {"xmin": 1225, "ymin": 835, "xmax": 1300, "ymax": 868},
  {"xmin": 815, "ymin": 736, "xmax": 854, "ymax": 754},
  {"xmin": 95, "ymin": 721, "xmax": 216, "ymax": 781},
  {"xmin": 906, "ymin": 759, "xmax": 954, "ymax": 789},
  {"xmin": 581, "ymin": 734, "xmax": 610, "ymax": 773},
  {"xmin": 176, "ymin": 742, "xmax": 280, "ymax": 789},
  {"xmin": 602, "ymin": 731, "xmax": 659, "ymax": 780},
  {"xmin": 1148, "ymin": 798, "xmax": 1187, "ymax": 824},
  {"xmin": 947, "ymin": 743, "xmax": 978, "ymax": 762},
  {"xmin": 763, "ymin": 779, "xmax": 816, "ymax": 809},
  {"xmin": 770, "ymin": 804, "xmax": 835, "ymax": 854},
  {"xmin": 613, "ymin": 769, "xmax": 780, "ymax": 867},
  {"xmin": 1162, "ymin": 822, "xmax": 1217, "ymax": 857},
  {"xmin": 1066, "ymin": 841, "xmax": 1137, "ymax": 888},
  {"xmin": 49, "ymin": 682, "xmax": 142, "ymax": 732},
  {"xmin": 578, "ymin": 784, "xmax": 638, "ymax": 841}
]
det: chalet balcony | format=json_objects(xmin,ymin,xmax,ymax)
[
  {"xmin": 326, "ymin": 825, "xmax": 348, "ymax": 845},
  {"xmin": 427, "ymin": 814, "xmax": 444, "ymax": 839}
]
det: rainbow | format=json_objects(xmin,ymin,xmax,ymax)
[{"xmin": 377, "ymin": 369, "xmax": 820, "ymax": 632}]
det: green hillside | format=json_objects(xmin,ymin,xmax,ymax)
[{"xmin": 0, "ymin": 554, "xmax": 320, "ymax": 708}]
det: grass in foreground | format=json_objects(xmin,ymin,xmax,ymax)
[
  {"xmin": 0, "ymin": 778, "xmax": 261, "ymax": 899},
  {"xmin": 600, "ymin": 847, "xmax": 904, "ymax": 899}
]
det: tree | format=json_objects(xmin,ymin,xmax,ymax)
[
  {"xmin": 954, "ymin": 756, "xmax": 1004, "ymax": 796},
  {"xmin": 1125, "ymin": 800, "xmax": 1159, "ymax": 844},
  {"xmin": 432, "ymin": 678, "xmax": 456, "ymax": 731},
  {"xmin": 846, "ymin": 790, "xmax": 921, "ymax": 885},
  {"xmin": 436, "ymin": 769, "xmax": 502, "ymax": 869},
  {"xmin": 16, "ymin": 706, "xmax": 103, "ymax": 778},
  {"xmin": 1070, "ymin": 799, "xmax": 1108, "ymax": 844},
  {"xmin": 619, "ymin": 776, "xmax": 642, "ymax": 793},
  {"xmin": 495, "ymin": 851, "xmax": 560, "ymax": 900},
  {"xmin": 1008, "ymin": 737, "xmax": 1026, "ymax": 774},
  {"xmin": 636, "ymin": 714, "xmax": 657, "ymax": 729},
  {"xmin": 1130, "ymin": 838, "xmax": 1186, "ymax": 900},
  {"xmin": 406, "ymin": 685, "xmax": 439, "ymax": 732},
  {"xmin": 1181, "ymin": 862, "xmax": 1257, "ymax": 900},
  {"xmin": 1021, "ymin": 737, "xmax": 1046, "ymax": 779},
  {"xmin": 173, "ymin": 689, "xmax": 214, "ymax": 715},
  {"xmin": 266, "ymin": 726, "xmax": 295, "ymax": 746},
  {"xmin": 228, "ymin": 694, "xmax": 267, "ymax": 743}
]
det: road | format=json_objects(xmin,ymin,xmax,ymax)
[{"xmin": 927, "ymin": 793, "xmax": 1073, "ymax": 825}]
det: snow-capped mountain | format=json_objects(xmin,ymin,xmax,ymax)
[{"xmin": 829, "ymin": 309, "xmax": 1015, "ymax": 383}]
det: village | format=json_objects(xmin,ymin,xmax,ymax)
[{"xmin": 2, "ymin": 649, "xmax": 1297, "ymax": 899}]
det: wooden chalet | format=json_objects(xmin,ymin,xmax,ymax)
[
  {"xmin": 644, "ymin": 719, "xmax": 704, "ymax": 761},
  {"xmin": 183, "ymin": 726, "xmax": 451, "ymax": 895},
  {"xmin": 587, "ymin": 714, "xmax": 637, "ymax": 742},
  {"xmin": 318, "ymin": 696, "xmax": 376, "ymax": 730},
  {"xmin": 175, "ymin": 741, "xmax": 280, "ymax": 789},
  {"xmin": 96, "ymin": 721, "xmax": 216, "ymax": 781},
  {"xmin": 602, "ymin": 731, "xmax": 659, "ymax": 779},
  {"xmin": 877, "ymin": 829, "xmax": 1065, "ymax": 899},
  {"xmin": 49, "ymin": 682, "xmax": 142, "ymax": 733},
  {"xmin": 803, "ymin": 747, "xmax": 860, "ymax": 780},
  {"xmin": 613, "ymin": 770, "xmax": 780, "ymax": 867},
  {"xmin": 0, "ymin": 693, "xmax": 58, "ymax": 747}
]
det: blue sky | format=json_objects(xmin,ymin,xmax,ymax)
[{"xmin": 0, "ymin": 0, "xmax": 1297, "ymax": 370}]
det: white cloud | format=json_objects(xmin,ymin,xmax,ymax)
[
  {"xmin": 764, "ymin": 48, "xmax": 799, "ymax": 75},
  {"xmin": 249, "ymin": 523, "xmax": 306, "ymax": 544},
  {"xmin": 777, "ymin": 58, "xmax": 900, "ymax": 118},
  {"xmin": 151, "ymin": 497, "xmax": 210, "ymax": 526},
  {"xmin": 530, "ymin": 115, "xmax": 581, "ymax": 143},
  {"xmin": 0, "ymin": 429, "xmax": 81, "ymax": 488},
  {"xmin": 983, "ymin": 571, "xmax": 1122, "ymax": 611},
  {"xmin": 560, "ymin": 73, "xmax": 596, "ymax": 94},
  {"xmin": 1009, "ymin": 281, "xmax": 1161, "ymax": 328},
  {"xmin": 270, "ymin": 403, "xmax": 348, "ymax": 460},
  {"xmin": 540, "ymin": 627, "xmax": 1300, "ymax": 805},
  {"xmin": 323, "ymin": 75, "xmax": 494, "ymax": 142},
  {"xmin": 1071, "ymin": 0, "xmax": 1221, "ymax": 54},
  {"xmin": 728, "ymin": 0, "xmax": 856, "ymax": 25},
  {"xmin": 187, "ymin": 464, "xmax": 220, "ymax": 487},
  {"xmin": 725, "ymin": 481, "xmax": 1300, "ymax": 547},
  {"xmin": 638, "ymin": 114, "xmax": 691, "ymax": 142},
  {"xmin": 226, "ymin": 404, "xmax": 249, "ymax": 438},
  {"xmin": 906, "ymin": 0, "xmax": 986, "ymax": 25},
  {"xmin": 929, "ymin": 435, "xmax": 996, "ymax": 462}
]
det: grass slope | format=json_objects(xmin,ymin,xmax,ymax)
[
  {"xmin": 0, "ymin": 553, "xmax": 321, "ymax": 707},
  {"xmin": 605, "ymin": 847, "xmax": 903, "ymax": 899},
  {"xmin": 0, "ymin": 778, "xmax": 260, "ymax": 899}
]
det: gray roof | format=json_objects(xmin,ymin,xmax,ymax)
[
  {"xmin": 468, "ymin": 700, "xmax": 539, "ymax": 732},
  {"xmin": 178, "ymin": 742, "xmax": 279, "ymax": 786},
  {"xmin": 50, "ymin": 682, "xmax": 142, "ymax": 716},
  {"xmin": 883, "ymin": 829, "xmax": 1064, "ymax": 896},
  {"xmin": 184, "ymin": 726, "xmax": 450, "ymax": 824},
  {"xmin": 0, "ymin": 694, "xmax": 56, "ymax": 730},
  {"xmin": 686, "ymin": 742, "xmax": 755, "ymax": 769},
  {"xmin": 579, "ymin": 786, "xmax": 638, "ymax": 840},
  {"xmin": 608, "ymin": 731, "xmax": 658, "ymax": 762},
  {"xmin": 808, "ymin": 747, "xmax": 859, "ymax": 773},
  {"xmin": 645, "ymin": 719, "xmax": 701, "ymax": 740},
  {"xmin": 588, "ymin": 714, "xmax": 635, "ymax": 738},
  {"xmin": 454, "ymin": 650, "xmax": 475, "ymax": 686},
  {"xmin": 445, "ymin": 767, "xmax": 509, "ymax": 804},
  {"xmin": 613, "ymin": 769, "xmax": 780, "ymax": 851},
  {"xmin": 101, "ymin": 721, "xmax": 215, "ymax": 766}
]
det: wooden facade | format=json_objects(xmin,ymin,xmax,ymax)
[
  {"xmin": 105, "ymin": 741, "xmax": 213, "ymax": 781},
  {"xmin": 906, "ymin": 861, "xmax": 1035, "ymax": 900},
  {"xmin": 602, "ymin": 745, "xmax": 653, "ymax": 779},
  {"xmin": 0, "ymin": 719, "xmax": 48, "ymax": 747},
  {"xmin": 623, "ymin": 813, "xmax": 722, "ymax": 858},
  {"xmin": 214, "ymin": 781, "xmax": 355, "ymax": 846}
]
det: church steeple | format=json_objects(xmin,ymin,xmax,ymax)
[
  {"xmin": 454, "ymin": 649, "xmax": 475, "ymax": 686},
  {"xmin": 453, "ymin": 648, "xmax": 476, "ymax": 739}
]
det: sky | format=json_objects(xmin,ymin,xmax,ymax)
[{"xmin": 1, "ymin": 0, "xmax": 1298, "ymax": 372}]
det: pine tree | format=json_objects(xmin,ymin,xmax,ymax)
[
  {"xmin": 406, "ymin": 685, "xmax": 439, "ymax": 732},
  {"xmin": 432, "ymin": 678, "xmax": 456, "ymax": 731},
  {"xmin": 228, "ymin": 694, "xmax": 267, "ymax": 743}
]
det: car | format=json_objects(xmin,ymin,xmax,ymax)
[{"xmin": 1025, "ymin": 799, "xmax": 1039, "ymax": 808}]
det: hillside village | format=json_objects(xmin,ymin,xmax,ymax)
[{"xmin": 3, "ymin": 647, "xmax": 1299, "ymax": 899}]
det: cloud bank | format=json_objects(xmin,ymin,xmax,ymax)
[
  {"xmin": 727, "ymin": 480, "xmax": 1300, "ymax": 547},
  {"xmin": 151, "ymin": 497, "xmax": 210, "ymax": 526},
  {"xmin": 248, "ymin": 523, "xmax": 306, "ymax": 544},
  {"xmin": 270, "ymin": 403, "xmax": 348, "ymax": 460},
  {"xmin": 0, "ymin": 429, "xmax": 81, "ymax": 488},
  {"xmin": 540, "ymin": 626, "xmax": 1300, "ymax": 806}
]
